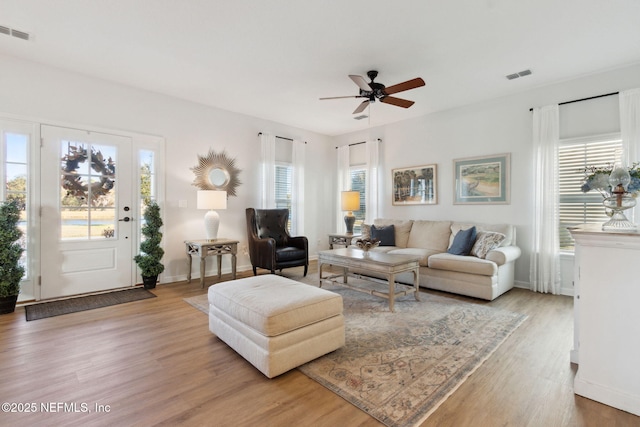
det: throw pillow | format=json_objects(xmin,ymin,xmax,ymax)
[
  {"xmin": 470, "ymin": 231, "xmax": 506, "ymax": 259},
  {"xmin": 371, "ymin": 224, "xmax": 395, "ymax": 246},
  {"xmin": 447, "ymin": 226, "xmax": 477, "ymax": 256}
]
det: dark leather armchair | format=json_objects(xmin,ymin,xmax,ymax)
[{"xmin": 246, "ymin": 208, "xmax": 308, "ymax": 276}]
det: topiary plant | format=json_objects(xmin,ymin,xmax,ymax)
[
  {"xmin": 0, "ymin": 199, "xmax": 25, "ymax": 298},
  {"xmin": 134, "ymin": 201, "xmax": 165, "ymax": 284}
]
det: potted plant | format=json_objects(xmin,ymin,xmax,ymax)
[
  {"xmin": 134, "ymin": 201, "xmax": 164, "ymax": 289},
  {"xmin": 0, "ymin": 200, "xmax": 25, "ymax": 314}
]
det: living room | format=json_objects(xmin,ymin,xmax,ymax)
[{"xmin": 2, "ymin": 1, "xmax": 640, "ymax": 426}]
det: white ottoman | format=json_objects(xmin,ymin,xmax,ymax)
[{"xmin": 208, "ymin": 275, "xmax": 345, "ymax": 378}]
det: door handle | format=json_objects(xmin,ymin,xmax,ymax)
[{"xmin": 119, "ymin": 217, "xmax": 132, "ymax": 222}]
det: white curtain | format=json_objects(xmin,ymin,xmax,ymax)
[
  {"xmin": 530, "ymin": 105, "xmax": 561, "ymax": 294},
  {"xmin": 620, "ymin": 88, "xmax": 640, "ymax": 166},
  {"xmin": 260, "ymin": 133, "xmax": 276, "ymax": 208},
  {"xmin": 364, "ymin": 139, "xmax": 380, "ymax": 223},
  {"xmin": 336, "ymin": 145, "xmax": 350, "ymax": 233},
  {"xmin": 291, "ymin": 139, "xmax": 305, "ymax": 235}
]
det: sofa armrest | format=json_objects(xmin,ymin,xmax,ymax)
[{"xmin": 485, "ymin": 245, "xmax": 521, "ymax": 266}]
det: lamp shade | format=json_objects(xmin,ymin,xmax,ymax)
[
  {"xmin": 341, "ymin": 191, "xmax": 360, "ymax": 212},
  {"xmin": 197, "ymin": 190, "xmax": 227, "ymax": 210}
]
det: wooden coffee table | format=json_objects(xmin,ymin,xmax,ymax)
[{"xmin": 318, "ymin": 248, "xmax": 420, "ymax": 312}]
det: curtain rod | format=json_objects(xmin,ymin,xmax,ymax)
[
  {"xmin": 335, "ymin": 139, "xmax": 382, "ymax": 149},
  {"xmin": 529, "ymin": 91, "xmax": 619, "ymax": 112},
  {"xmin": 257, "ymin": 132, "xmax": 306, "ymax": 144}
]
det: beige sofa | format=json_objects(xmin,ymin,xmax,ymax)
[{"xmin": 351, "ymin": 219, "xmax": 521, "ymax": 301}]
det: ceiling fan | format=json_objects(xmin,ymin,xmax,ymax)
[{"xmin": 320, "ymin": 70, "xmax": 425, "ymax": 114}]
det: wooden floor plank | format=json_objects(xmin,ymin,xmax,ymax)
[{"xmin": 1, "ymin": 263, "xmax": 638, "ymax": 426}]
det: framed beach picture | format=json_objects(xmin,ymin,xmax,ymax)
[
  {"xmin": 392, "ymin": 164, "xmax": 437, "ymax": 205},
  {"xmin": 453, "ymin": 153, "xmax": 510, "ymax": 204}
]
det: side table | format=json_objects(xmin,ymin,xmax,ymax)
[
  {"xmin": 185, "ymin": 238, "xmax": 238, "ymax": 288},
  {"xmin": 328, "ymin": 233, "xmax": 361, "ymax": 249}
]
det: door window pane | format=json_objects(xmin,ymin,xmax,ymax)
[
  {"xmin": 4, "ymin": 132, "xmax": 28, "ymax": 279},
  {"xmin": 60, "ymin": 141, "xmax": 117, "ymax": 240}
]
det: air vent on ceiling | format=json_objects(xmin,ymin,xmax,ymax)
[
  {"xmin": 0, "ymin": 25, "xmax": 30, "ymax": 41},
  {"xmin": 353, "ymin": 115, "xmax": 368, "ymax": 120},
  {"xmin": 506, "ymin": 69, "xmax": 532, "ymax": 80}
]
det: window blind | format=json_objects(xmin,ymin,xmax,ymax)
[
  {"xmin": 275, "ymin": 163, "xmax": 292, "ymax": 231},
  {"xmin": 350, "ymin": 167, "xmax": 366, "ymax": 233},
  {"xmin": 558, "ymin": 136, "xmax": 622, "ymax": 249}
]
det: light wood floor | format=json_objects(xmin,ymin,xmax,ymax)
[{"xmin": 1, "ymin": 262, "xmax": 638, "ymax": 427}]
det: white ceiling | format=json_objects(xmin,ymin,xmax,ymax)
[{"xmin": 2, "ymin": 0, "xmax": 640, "ymax": 136}]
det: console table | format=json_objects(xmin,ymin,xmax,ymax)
[
  {"xmin": 328, "ymin": 233, "xmax": 361, "ymax": 249},
  {"xmin": 569, "ymin": 225, "xmax": 640, "ymax": 416},
  {"xmin": 185, "ymin": 239, "xmax": 238, "ymax": 288}
]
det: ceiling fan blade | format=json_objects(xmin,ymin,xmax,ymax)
[
  {"xmin": 383, "ymin": 77, "xmax": 425, "ymax": 95},
  {"xmin": 353, "ymin": 100, "xmax": 370, "ymax": 114},
  {"xmin": 380, "ymin": 96, "xmax": 415, "ymax": 108},
  {"xmin": 349, "ymin": 75, "xmax": 372, "ymax": 91},
  {"xmin": 319, "ymin": 95, "xmax": 363, "ymax": 100}
]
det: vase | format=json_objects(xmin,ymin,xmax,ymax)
[
  {"xmin": 601, "ymin": 195, "xmax": 637, "ymax": 231},
  {"xmin": 0, "ymin": 295, "xmax": 19, "ymax": 315},
  {"xmin": 142, "ymin": 275, "xmax": 158, "ymax": 289}
]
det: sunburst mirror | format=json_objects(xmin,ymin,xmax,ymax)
[{"xmin": 190, "ymin": 149, "xmax": 242, "ymax": 196}]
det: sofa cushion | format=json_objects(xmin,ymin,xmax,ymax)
[
  {"xmin": 447, "ymin": 226, "xmax": 477, "ymax": 255},
  {"xmin": 371, "ymin": 224, "xmax": 395, "ymax": 246},
  {"xmin": 470, "ymin": 231, "xmax": 506, "ymax": 259},
  {"xmin": 373, "ymin": 219, "xmax": 413, "ymax": 248},
  {"xmin": 428, "ymin": 253, "xmax": 498, "ymax": 276},
  {"xmin": 450, "ymin": 222, "xmax": 514, "ymax": 247},
  {"xmin": 388, "ymin": 248, "xmax": 438, "ymax": 267},
  {"xmin": 406, "ymin": 220, "xmax": 452, "ymax": 252}
]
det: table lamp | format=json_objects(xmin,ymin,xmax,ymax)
[
  {"xmin": 341, "ymin": 190, "xmax": 360, "ymax": 234},
  {"xmin": 197, "ymin": 190, "xmax": 227, "ymax": 240}
]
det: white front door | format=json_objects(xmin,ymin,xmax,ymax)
[{"xmin": 40, "ymin": 125, "xmax": 135, "ymax": 299}]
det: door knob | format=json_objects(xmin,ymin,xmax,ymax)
[{"xmin": 119, "ymin": 217, "xmax": 131, "ymax": 222}]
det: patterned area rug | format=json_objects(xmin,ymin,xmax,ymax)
[
  {"xmin": 25, "ymin": 288, "xmax": 156, "ymax": 321},
  {"xmin": 185, "ymin": 276, "xmax": 526, "ymax": 427}
]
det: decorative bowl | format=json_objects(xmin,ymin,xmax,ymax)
[{"xmin": 355, "ymin": 238, "xmax": 380, "ymax": 252}]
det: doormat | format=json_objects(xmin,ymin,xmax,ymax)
[{"xmin": 25, "ymin": 288, "xmax": 156, "ymax": 321}]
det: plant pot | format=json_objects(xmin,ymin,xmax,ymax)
[
  {"xmin": 142, "ymin": 275, "xmax": 158, "ymax": 289},
  {"xmin": 0, "ymin": 294, "xmax": 19, "ymax": 315}
]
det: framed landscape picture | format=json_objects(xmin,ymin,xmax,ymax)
[
  {"xmin": 453, "ymin": 153, "xmax": 510, "ymax": 204},
  {"xmin": 392, "ymin": 164, "xmax": 437, "ymax": 205}
]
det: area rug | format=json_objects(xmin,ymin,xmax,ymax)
[
  {"xmin": 25, "ymin": 287, "xmax": 156, "ymax": 321},
  {"xmin": 185, "ymin": 276, "xmax": 526, "ymax": 427}
]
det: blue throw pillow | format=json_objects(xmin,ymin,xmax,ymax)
[
  {"xmin": 447, "ymin": 226, "xmax": 477, "ymax": 255},
  {"xmin": 371, "ymin": 224, "xmax": 395, "ymax": 246}
]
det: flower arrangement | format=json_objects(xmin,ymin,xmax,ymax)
[
  {"xmin": 355, "ymin": 238, "xmax": 380, "ymax": 252},
  {"xmin": 581, "ymin": 163, "xmax": 640, "ymax": 197}
]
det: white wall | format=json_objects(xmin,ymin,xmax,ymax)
[
  {"xmin": 0, "ymin": 54, "xmax": 335, "ymax": 284},
  {"xmin": 2, "ymin": 52, "xmax": 640, "ymax": 293},
  {"xmin": 333, "ymin": 62, "xmax": 640, "ymax": 291}
]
